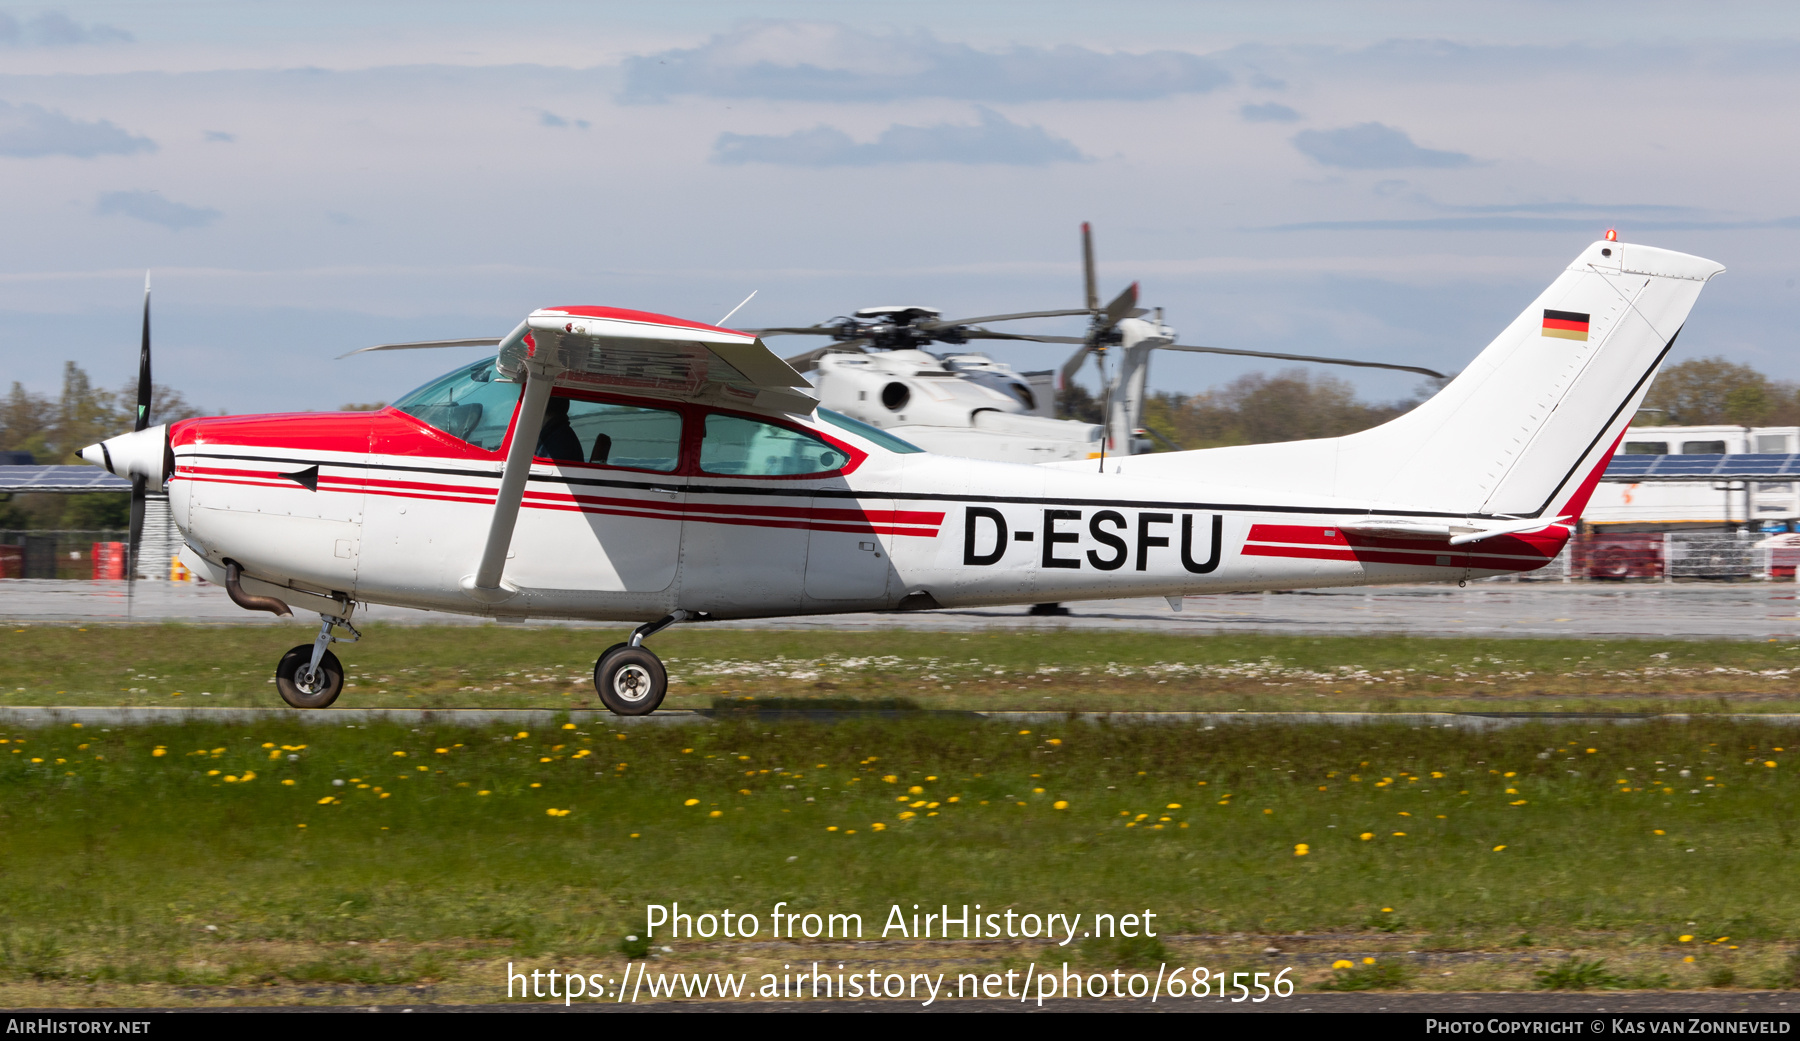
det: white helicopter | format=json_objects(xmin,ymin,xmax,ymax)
[
  {"xmin": 82, "ymin": 237, "xmax": 1720, "ymax": 716},
  {"xmin": 748, "ymin": 224, "xmax": 1448, "ymax": 465}
]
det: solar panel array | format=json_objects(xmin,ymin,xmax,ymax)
[
  {"xmin": 1602, "ymin": 453, "xmax": 1800, "ymax": 482},
  {"xmin": 0, "ymin": 465, "xmax": 133, "ymax": 492}
]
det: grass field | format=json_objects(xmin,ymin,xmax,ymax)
[
  {"xmin": 2, "ymin": 713, "xmax": 1799, "ymax": 1005},
  {"xmin": 7, "ymin": 624, "xmax": 1800, "ymax": 714}
]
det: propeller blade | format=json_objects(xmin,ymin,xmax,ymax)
[
  {"xmin": 782, "ymin": 341, "xmax": 869, "ymax": 372},
  {"xmin": 922, "ymin": 308, "xmax": 1091, "ymax": 329},
  {"xmin": 131, "ymin": 272, "xmax": 151, "ymax": 592},
  {"xmin": 1157, "ymin": 342, "xmax": 1447, "ymax": 379},
  {"xmin": 1099, "ymin": 282, "xmax": 1139, "ymax": 331},
  {"xmin": 1058, "ymin": 343, "xmax": 1094, "ymax": 390},
  {"xmin": 135, "ymin": 272, "xmax": 152, "ymax": 432},
  {"xmin": 128, "ymin": 475, "xmax": 146, "ymax": 582},
  {"xmin": 1081, "ymin": 221, "xmax": 1098, "ymax": 313},
  {"xmin": 337, "ymin": 337, "xmax": 505, "ymax": 359}
]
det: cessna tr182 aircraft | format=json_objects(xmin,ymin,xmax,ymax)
[{"xmin": 81, "ymin": 238, "xmax": 1721, "ymax": 715}]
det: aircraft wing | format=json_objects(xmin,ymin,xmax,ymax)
[{"xmin": 501, "ymin": 306, "xmax": 816, "ymax": 414}]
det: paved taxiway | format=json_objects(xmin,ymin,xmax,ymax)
[{"xmin": 3, "ymin": 578, "xmax": 1800, "ymax": 638}]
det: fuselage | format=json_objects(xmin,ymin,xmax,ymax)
[{"xmin": 168, "ymin": 376, "xmax": 1568, "ymax": 624}]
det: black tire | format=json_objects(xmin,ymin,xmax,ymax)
[
  {"xmin": 276, "ymin": 645, "xmax": 344, "ymax": 709},
  {"xmin": 593, "ymin": 646, "xmax": 666, "ymax": 716}
]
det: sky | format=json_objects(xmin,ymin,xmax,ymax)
[{"xmin": 3, "ymin": 1, "xmax": 1800, "ymax": 415}]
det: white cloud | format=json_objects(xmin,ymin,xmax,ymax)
[
  {"xmin": 623, "ymin": 20, "xmax": 1230, "ymax": 102},
  {"xmin": 1291, "ymin": 122, "xmax": 1473, "ymax": 169},
  {"xmin": 0, "ymin": 10, "xmax": 130, "ymax": 47},
  {"xmin": 95, "ymin": 191, "xmax": 220, "ymax": 230},
  {"xmin": 0, "ymin": 100, "xmax": 153, "ymax": 158},
  {"xmin": 714, "ymin": 107, "xmax": 1085, "ymax": 167},
  {"xmin": 1241, "ymin": 101, "xmax": 1301, "ymax": 122}
]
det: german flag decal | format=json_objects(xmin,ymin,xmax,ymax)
[{"xmin": 1542, "ymin": 309, "xmax": 1590, "ymax": 341}]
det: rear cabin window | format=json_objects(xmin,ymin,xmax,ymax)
[
  {"xmin": 538, "ymin": 398, "xmax": 682, "ymax": 472},
  {"xmin": 391, "ymin": 359, "xmax": 521, "ymax": 452},
  {"xmin": 699, "ymin": 414, "xmax": 848, "ymax": 476},
  {"xmin": 1623, "ymin": 441, "xmax": 1668, "ymax": 455}
]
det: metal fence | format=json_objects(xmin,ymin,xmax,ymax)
[{"xmin": 0, "ymin": 530, "xmax": 129, "ymax": 579}]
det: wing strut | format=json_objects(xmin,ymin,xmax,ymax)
[{"xmin": 463, "ymin": 337, "xmax": 556, "ymax": 602}]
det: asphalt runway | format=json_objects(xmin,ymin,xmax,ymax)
[{"xmin": 6, "ymin": 578, "xmax": 1800, "ymax": 638}]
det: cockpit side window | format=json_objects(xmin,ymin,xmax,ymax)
[
  {"xmin": 391, "ymin": 359, "xmax": 521, "ymax": 452},
  {"xmin": 698, "ymin": 413, "xmax": 849, "ymax": 476},
  {"xmin": 545, "ymin": 398, "xmax": 682, "ymax": 472}
]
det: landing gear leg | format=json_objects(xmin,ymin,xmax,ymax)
[
  {"xmin": 1028, "ymin": 603, "xmax": 1071, "ymax": 616},
  {"xmin": 275, "ymin": 612, "xmax": 360, "ymax": 709},
  {"xmin": 594, "ymin": 610, "xmax": 686, "ymax": 716}
]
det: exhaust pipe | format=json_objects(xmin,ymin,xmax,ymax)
[{"xmin": 224, "ymin": 561, "xmax": 292, "ymax": 617}]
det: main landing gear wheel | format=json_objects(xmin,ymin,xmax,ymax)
[
  {"xmin": 594, "ymin": 646, "xmax": 666, "ymax": 716},
  {"xmin": 276, "ymin": 645, "xmax": 344, "ymax": 709}
]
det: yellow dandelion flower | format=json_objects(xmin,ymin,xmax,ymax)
[
  {"xmin": 1679, "ymin": 935, "xmax": 1693, "ymax": 942},
  {"xmin": 1362, "ymin": 957, "xmax": 1375, "ymax": 965},
  {"xmin": 871, "ymin": 822, "xmax": 886, "ymax": 831},
  {"xmin": 1047, "ymin": 739, "xmax": 1062, "ymax": 746},
  {"xmin": 435, "ymin": 748, "xmax": 449, "ymax": 754},
  {"xmin": 297, "ymin": 823, "xmax": 306, "ymax": 829},
  {"xmin": 615, "ymin": 733, "xmax": 628, "ymax": 741},
  {"xmin": 1359, "ymin": 833, "xmax": 1374, "ymax": 841},
  {"xmin": 1684, "ymin": 956, "xmax": 1696, "ymax": 963},
  {"xmin": 529, "ymin": 782, "xmax": 542, "ymax": 788},
  {"xmin": 1654, "ymin": 829, "xmax": 1665, "ymax": 835},
  {"xmin": 898, "ymin": 811, "xmax": 916, "ymax": 819},
  {"xmin": 708, "ymin": 810, "xmax": 722, "ymax": 818},
  {"xmin": 883, "ymin": 775, "xmax": 897, "ymax": 783},
  {"xmin": 1166, "ymin": 803, "xmax": 1182, "ymax": 809},
  {"xmin": 379, "ymin": 793, "xmax": 390, "ymax": 799},
  {"xmin": 1392, "ymin": 832, "xmax": 1406, "ymax": 837},
  {"xmin": 1294, "ymin": 844, "xmax": 1310, "ymax": 856},
  {"xmin": 1264, "ymin": 809, "xmax": 1274, "ymax": 815},
  {"xmin": 1332, "ymin": 960, "xmax": 1353, "ymax": 970},
  {"xmin": 1492, "ymin": 845, "xmax": 1506, "ymax": 852},
  {"xmin": 516, "ymin": 732, "xmax": 529, "ymax": 739},
  {"xmin": 223, "ymin": 775, "xmax": 238, "ymax": 783},
  {"xmin": 478, "ymin": 790, "xmax": 491, "ymax": 796},
  {"xmin": 393, "ymin": 750, "xmax": 406, "ymax": 757},
  {"xmin": 282, "ymin": 779, "xmax": 295, "ymax": 786},
  {"xmin": 1034, "ymin": 788, "xmax": 1045, "ymax": 794},
  {"xmin": 908, "ymin": 785, "xmax": 923, "ymax": 794},
  {"xmin": 1053, "ymin": 801, "xmax": 1069, "ymax": 810},
  {"xmin": 827, "ymin": 826, "xmax": 838, "ymax": 832},
  {"xmin": 151, "ymin": 748, "xmax": 166, "ymax": 757},
  {"xmin": 206, "ymin": 769, "xmax": 220, "ymax": 776},
  {"xmin": 317, "ymin": 796, "xmax": 334, "ymax": 805},
  {"xmin": 1767, "ymin": 761, "xmax": 1778, "ymax": 768},
  {"xmin": 684, "ymin": 798, "xmax": 699, "ymax": 806},
  {"xmin": 1510, "ymin": 800, "xmax": 1527, "ymax": 806},
  {"xmin": 1017, "ymin": 730, "xmax": 1030, "ymax": 735},
  {"xmin": 561, "ymin": 723, "xmax": 576, "ymax": 730}
]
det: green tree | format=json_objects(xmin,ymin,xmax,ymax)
[{"xmin": 1641, "ymin": 357, "xmax": 1776, "ymax": 426}]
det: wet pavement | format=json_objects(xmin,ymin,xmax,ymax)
[{"xmin": 3, "ymin": 579, "xmax": 1799, "ymax": 639}]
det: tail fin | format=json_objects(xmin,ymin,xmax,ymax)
[{"xmin": 1118, "ymin": 240, "xmax": 1724, "ymax": 519}]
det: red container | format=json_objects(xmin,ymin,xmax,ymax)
[
  {"xmin": 92, "ymin": 542, "xmax": 126, "ymax": 580},
  {"xmin": 0, "ymin": 545, "xmax": 19, "ymax": 579}
]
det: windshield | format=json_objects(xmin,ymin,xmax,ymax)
[
  {"xmin": 392, "ymin": 358, "xmax": 520, "ymax": 451},
  {"xmin": 818, "ymin": 408, "xmax": 923, "ymax": 454}
]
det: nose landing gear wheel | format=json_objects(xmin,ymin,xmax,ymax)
[
  {"xmin": 275, "ymin": 645, "xmax": 344, "ymax": 709},
  {"xmin": 594, "ymin": 646, "xmax": 666, "ymax": 716}
]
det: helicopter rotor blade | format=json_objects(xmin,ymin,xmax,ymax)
[
  {"xmin": 1098, "ymin": 282, "xmax": 1139, "ymax": 332},
  {"xmin": 337, "ymin": 337, "xmax": 503, "ymax": 360},
  {"xmin": 1081, "ymin": 221, "xmax": 1098, "ymax": 313},
  {"xmin": 781, "ymin": 340, "xmax": 870, "ymax": 372},
  {"xmin": 921, "ymin": 308, "xmax": 1090, "ymax": 329},
  {"xmin": 957, "ymin": 330, "xmax": 1088, "ymax": 344},
  {"xmin": 1058, "ymin": 343, "xmax": 1095, "ymax": 390},
  {"xmin": 1157, "ymin": 342, "xmax": 1447, "ymax": 379},
  {"xmin": 736, "ymin": 325, "xmax": 846, "ymax": 337}
]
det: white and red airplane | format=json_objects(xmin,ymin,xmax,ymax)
[{"xmin": 82, "ymin": 238, "xmax": 1722, "ymax": 715}]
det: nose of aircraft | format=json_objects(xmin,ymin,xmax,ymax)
[{"xmin": 81, "ymin": 424, "xmax": 170, "ymax": 484}]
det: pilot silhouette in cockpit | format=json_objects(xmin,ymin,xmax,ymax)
[{"xmin": 535, "ymin": 396, "xmax": 584, "ymax": 461}]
